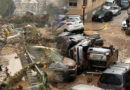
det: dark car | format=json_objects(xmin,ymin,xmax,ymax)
[
  {"xmin": 92, "ymin": 10, "xmax": 113, "ymax": 22},
  {"xmin": 98, "ymin": 63, "xmax": 130, "ymax": 90},
  {"xmin": 116, "ymin": 0, "xmax": 129, "ymax": 9}
]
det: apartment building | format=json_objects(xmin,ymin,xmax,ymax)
[{"xmin": 67, "ymin": 0, "xmax": 106, "ymax": 21}]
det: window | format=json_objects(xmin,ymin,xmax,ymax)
[{"xmin": 69, "ymin": 0, "xmax": 77, "ymax": 7}]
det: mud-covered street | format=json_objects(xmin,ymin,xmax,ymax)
[{"xmin": 56, "ymin": 10, "xmax": 130, "ymax": 90}]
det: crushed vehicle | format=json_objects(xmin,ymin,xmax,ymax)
[
  {"xmin": 87, "ymin": 46, "xmax": 118, "ymax": 69},
  {"xmin": 56, "ymin": 15, "xmax": 84, "ymax": 33},
  {"xmin": 56, "ymin": 32, "xmax": 103, "ymax": 56},
  {"xmin": 98, "ymin": 63, "xmax": 130, "ymax": 90},
  {"xmin": 27, "ymin": 46, "xmax": 77, "ymax": 82},
  {"xmin": 68, "ymin": 39, "xmax": 93, "ymax": 71},
  {"xmin": 92, "ymin": 9, "xmax": 113, "ymax": 22}
]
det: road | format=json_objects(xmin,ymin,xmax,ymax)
[{"xmin": 56, "ymin": 10, "xmax": 130, "ymax": 90}]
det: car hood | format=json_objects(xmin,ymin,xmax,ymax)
[
  {"xmin": 121, "ymin": 2, "xmax": 129, "ymax": 6},
  {"xmin": 62, "ymin": 57, "xmax": 76, "ymax": 66}
]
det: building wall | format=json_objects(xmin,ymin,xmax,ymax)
[{"xmin": 67, "ymin": 0, "xmax": 106, "ymax": 21}]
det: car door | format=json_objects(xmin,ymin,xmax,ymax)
[{"xmin": 125, "ymin": 71, "xmax": 130, "ymax": 89}]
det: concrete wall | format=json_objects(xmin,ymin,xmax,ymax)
[
  {"xmin": 13, "ymin": 0, "xmax": 69, "ymax": 16},
  {"xmin": 0, "ymin": 0, "xmax": 15, "ymax": 17},
  {"xmin": 67, "ymin": 0, "xmax": 106, "ymax": 21}
]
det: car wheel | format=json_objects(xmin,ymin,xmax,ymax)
[
  {"xmin": 101, "ymin": 19, "xmax": 104, "ymax": 23},
  {"xmin": 92, "ymin": 17, "xmax": 95, "ymax": 22},
  {"xmin": 125, "ymin": 30, "xmax": 130, "ymax": 35}
]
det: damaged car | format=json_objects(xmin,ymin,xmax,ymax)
[
  {"xmin": 27, "ymin": 46, "xmax": 77, "ymax": 82},
  {"xmin": 87, "ymin": 45, "xmax": 118, "ymax": 69}
]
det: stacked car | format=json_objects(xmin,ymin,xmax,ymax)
[{"xmin": 56, "ymin": 19, "xmax": 118, "ymax": 72}]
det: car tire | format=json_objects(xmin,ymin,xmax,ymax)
[
  {"xmin": 101, "ymin": 19, "xmax": 104, "ymax": 23},
  {"xmin": 125, "ymin": 30, "xmax": 130, "ymax": 35}
]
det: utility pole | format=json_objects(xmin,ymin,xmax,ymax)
[{"xmin": 82, "ymin": 0, "xmax": 87, "ymax": 24}]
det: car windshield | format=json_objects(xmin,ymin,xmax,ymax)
[
  {"xmin": 96, "ymin": 10, "xmax": 105, "ymax": 15},
  {"xmin": 100, "ymin": 73, "xmax": 122, "ymax": 85},
  {"xmin": 104, "ymin": 2, "xmax": 113, "ymax": 6},
  {"xmin": 110, "ymin": 6, "xmax": 119, "ymax": 9},
  {"xmin": 121, "ymin": 0, "xmax": 128, "ymax": 3},
  {"xmin": 66, "ymin": 18, "xmax": 79, "ymax": 22}
]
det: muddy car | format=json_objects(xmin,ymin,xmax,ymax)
[
  {"xmin": 87, "ymin": 46, "xmax": 118, "ymax": 68},
  {"xmin": 56, "ymin": 32, "xmax": 103, "ymax": 55},
  {"xmin": 27, "ymin": 46, "xmax": 77, "ymax": 82},
  {"xmin": 68, "ymin": 39, "xmax": 93, "ymax": 71}
]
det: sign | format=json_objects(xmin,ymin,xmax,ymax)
[{"xmin": 82, "ymin": 5, "xmax": 86, "ymax": 9}]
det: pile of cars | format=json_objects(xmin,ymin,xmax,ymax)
[
  {"xmin": 56, "ymin": 15, "xmax": 118, "ymax": 73},
  {"xmin": 55, "ymin": 14, "xmax": 130, "ymax": 90},
  {"xmin": 92, "ymin": 0, "xmax": 129, "ymax": 22}
]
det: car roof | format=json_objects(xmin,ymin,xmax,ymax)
[
  {"xmin": 104, "ymin": 63, "xmax": 130, "ymax": 75},
  {"xmin": 70, "ymin": 84, "xmax": 102, "ymax": 90},
  {"xmin": 106, "ymin": 0, "xmax": 115, "ymax": 3},
  {"xmin": 75, "ymin": 39, "xmax": 91, "ymax": 47},
  {"xmin": 88, "ymin": 47, "xmax": 110, "ymax": 53}
]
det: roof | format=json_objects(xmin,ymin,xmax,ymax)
[
  {"xmin": 106, "ymin": 0, "xmax": 115, "ymax": 3},
  {"xmin": 88, "ymin": 47, "xmax": 110, "ymax": 53},
  {"xmin": 75, "ymin": 39, "xmax": 91, "ymax": 47},
  {"xmin": 68, "ymin": 34, "xmax": 85, "ymax": 41},
  {"xmin": 104, "ymin": 63, "xmax": 130, "ymax": 75}
]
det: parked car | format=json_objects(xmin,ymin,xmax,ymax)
[
  {"xmin": 121, "ymin": 20, "xmax": 130, "ymax": 35},
  {"xmin": 57, "ymin": 15, "xmax": 84, "ymax": 33},
  {"xmin": 87, "ymin": 46, "xmax": 118, "ymax": 68},
  {"xmin": 104, "ymin": 5, "xmax": 121, "ymax": 15},
  {"xmin": 116, "ymin": 0, "xmax": 129, "ymax": 9},
  {"xmin": 121, "ymin": 20, "xmax": 127, "ymax": 30},
  {"xmin": 103, "ymin": 0, "xmax": 117, "ymax": 9},
  {"xmin": 69, "ymin": 84, "xmax": 102, "ymax": 90},
  {"xmin": 92, "ymin": 9, "xmax": 113, "ymax": 22},
  {"xmin": 98, "ymin": 63, "xmax": 130, "ymax": 90},
  {"xmin": 27, "ymin": 46, "xmax": 77, "ymax": 82}
]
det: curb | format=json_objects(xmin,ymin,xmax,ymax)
[{"xmin": 84, "ymin": 23, "xmax": 109, "ymax": 31}]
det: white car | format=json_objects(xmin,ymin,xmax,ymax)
[
  {"xmin": 105, "ymin": 5, "xmax": 121, "ymax": 15},
  {"xmin": 69, "ymin": 84, "xmax": 103, "ymax": 90},
  {"xmin": 121, "ymin": 20, "xmax": 127, "ymax": 30},
  {"xmin": 57, "ymin": 15, "xmax": 84, "ymax": 33},
  {"xmin": 103, "ymin": 2, "xmax": 118, "ymax": 10}
]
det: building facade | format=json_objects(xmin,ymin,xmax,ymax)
[{"xmin": 67, "ymin": 0, "xmax": 106, "ymax": 21}]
